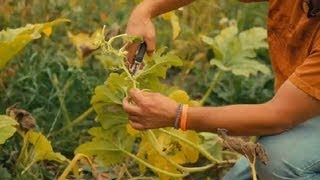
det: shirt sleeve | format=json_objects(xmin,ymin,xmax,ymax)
[{"xmin": 289, "ymin": 49, "xmax": 320, "ymax": 100}]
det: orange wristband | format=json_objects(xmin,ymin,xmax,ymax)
[{"xmin": 180, "ymin": 104, "xmax": 189, "ymax": 131}]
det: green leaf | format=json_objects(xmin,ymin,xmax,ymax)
[
  {"xmin": 0, "ymin": 166, "xmax": 12, "ymax": 180},
  {"xmin": 138, "ymin": 75, "xmax": 167, "ymax": 92},
  {"xmin": 0, "ymin": 18, "xmax": 70, "ymax": 70},
  {"xmin": 26, "ymin": 131, "xmax": 68, "ymax": 163},
  {"xmin": 137, "ymin": 47, "xmax": 183, "ymax": 79},
  {"xmin": 91, "ymin": 72, "xmax": 132, "ymax": 129},
  {"xmin": 95, "ymin": 54, "xmax": 122, "ymax": 71},
  {"xmin": 94, "ymin": 104, "xmax": 128, "ymax": 130},
  {"xmin": 213, "ymin": 26, "xmax": 238, "ymax": 59},
  {"xmin": 201, "ymin": 35, "xmax": 224, "ymax": 60},
  {"xmin": 76, "ymin": 126, "xmax": 134, "ymax": 166},
  {"xmin": 0, "ymin": 115, "xmax": 18, "ymax": 144},
  {"xmin": 239, "ymin": 27, "xmax": 268, "ymax": 50},
  {"xmin": 199, "ymin": 132, "xmax": 222, "ymax": 160},
  {"xmin": 122, "ymin": 35, "xmax": 143, "ymax": 43},
  {"xmin": 76, "ymin": 139, "xmax": 125, "ymax": 166},
  {"xmin": 91, "ymin": 73, "xmax": 131, "ymax": 105},
  {"xmin": 204, "ymin": 25, "xmax": 270, "ymax": 77},
  {"xmin": 229, "ymin": 59, "xmax": 271, "ymax": 77},
  {"xmin": 210, "ymin": 59, "xmax": 231, "ymax": 71}
]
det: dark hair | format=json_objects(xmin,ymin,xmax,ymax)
[{"xmin": 303, "ymin": 0, "xmax": 320, "ymax": 18}]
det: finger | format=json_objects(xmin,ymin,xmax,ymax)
[
  {"xmin": 144, "ymin": 27, "xmax": 156, "ymax": 56},
  {"xmin": 128, "ymin": 88, "xmax": 144, "ymax": 105},
  {"xmin": 126, "ymin": 43, "xmax": 140, "ymax": 65},
  {"xmin": 129, "ymin": 120, "xmax": 145, "ymax": 130},
  {"xmin": 123, "ymin": 97, "xmax": 142, "ymax": 115},
  {"xmin": 128, "ymin": 115, "xmax": 139, "ymax": 122},
  {"xmin": 141, "ymin": 90, "xmax": 156, "ymax": 96}
]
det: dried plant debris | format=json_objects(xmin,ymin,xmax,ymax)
[
  {"xmin": 217, "ymin": 129, "xmax": 268, "ymax": 165},
  {"xmin": 6, "ymin": 104, "xmax": 36, "ymax": 131}
]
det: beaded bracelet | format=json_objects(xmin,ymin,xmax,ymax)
[{"xmin": 174, "ymin": 104, "xmax": 183, "ymax": 129}]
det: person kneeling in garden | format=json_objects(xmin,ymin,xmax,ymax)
[{"xmin": 123, "ymin": 0, "xmax": 320, "ymax": 179}]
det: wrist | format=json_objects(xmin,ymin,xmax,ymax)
[{"xmin": 132, "ymin": 1, "xmax": 153, "ymax": 19}]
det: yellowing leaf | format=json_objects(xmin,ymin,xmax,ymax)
[
  {"xmin": 126, "ymin": 124, "xmax": 139, "ymax": 136},
  {"xmin": 188, "ymin": 100, "xmax": 201, "ymax": 107},
  {"xmin": 0, "ymin": 115, "xmax": 18, "ymax": 144},
  {"xmin": 137, "ymin": 136, "xmax": 182, "ymax": 179},
  {"xmin": 0, "ymin": 18, "xmax": 70, "ymax": 70},
  {"xmin": 169, "ymin": 90, "xmax": 189, "ymax": 104},
  {"xmin": 162, "ymin": 11, "xmax": 181, "ymax": 40},
  {"xmin": 160, "ymin": 131, "xmax": 196, "ymax": 160},
  {"xmin": 68, "ymin": 29, "xmax": 101, "ymax": 59},
  {"xmin": 69, "ymin": 0, "xmax": 79, "ymax": 7},
  {"xmin": 26, "ymin": 131, "xmax": 68, "ymax": 163},
  {"xmin": 169, "ymin": 90, "xmax": 201, "ymax": 107},
  {"xmin": 42, "ymin": 27, "xmax": 52, "ymax": 37}
]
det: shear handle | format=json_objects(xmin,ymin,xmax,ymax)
[{"xmin": 134, "ymin": 42, "xmax": 147, "ymax": 63}]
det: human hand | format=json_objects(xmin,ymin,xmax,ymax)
[
  {"xmin": 126, "ymin": 2, "xmax": 156, "ymax": 65},
  {"xmin": 123, "ymin": 89, "xmax": 178, "ymax": 130}
]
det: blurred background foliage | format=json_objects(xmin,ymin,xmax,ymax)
[{"xmin": 0, "ymin": 0, "xmax": 273, "ymax": 179}]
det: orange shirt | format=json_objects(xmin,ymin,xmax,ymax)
[{"xmin": 242, "ymin": 0, "xmax": 320, "ymax": 100}]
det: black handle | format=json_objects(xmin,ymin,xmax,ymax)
[{"xmin": 134, "ymin": 42, "xmax": 147, "ymax": 63}]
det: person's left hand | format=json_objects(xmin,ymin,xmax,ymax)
[{"xmin": 123, "ymin": 88, "xmax": 178, "ymax": 130}]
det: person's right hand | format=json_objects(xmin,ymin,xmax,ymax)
[{"xmin": 126, "ymin": 2, "xmax": 156, "ymax": 65}]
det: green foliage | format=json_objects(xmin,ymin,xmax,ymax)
[
  {"xmin": 0, "ymin": 0, "xmax": 272, "ymax": 179},
  {"xmin": 75, "ymin": 34, "xmax": 222, "ymax": 179},
  {"xmin": 76, "ymin": 126, "xmax": 134, "ymax": 166},
  {"xmin": 201, "ymin": 25, "xmax": 270, "ymax": 77},
  {"xmin": 0, "ymin": 166, "xmax": 12, "ymax": 180}
]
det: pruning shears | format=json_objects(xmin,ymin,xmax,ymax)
[{"xmin": 130, "ymin": 42, "xmax": 147, "ymax": 76}]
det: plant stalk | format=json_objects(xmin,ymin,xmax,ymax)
[
  {"xmin": 200, "ymin": 71, "xmax": 224, "ymax": 105},
  {"xmin": 159, "ymin": 129, "xmax": 220, "ymax": 163},
  {"xmin": 120, "ymin": 148, "xmax": 189, "ymax": 177},
  {"xmin": 50, "ymin": 74, "xmax": 72, "ymax": 127},
  {"xmin": 144, "ymin": 130, "xmax": 215, "ymax": 172},
  {"xmin": 58, "ymin": 153, "xmax": 95, "ymax": 180},
  {"xmin": 52, "ymin": 107, "xmax": 94, "ymax": 136}
]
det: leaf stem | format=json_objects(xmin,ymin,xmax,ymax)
[
  {"xmin": 58, "ymin": 153, "xmax": 96, "ymax": 180},
  {"xmin": 250, "ymin": 157, "xmax": 257, "ymax": 180},
  {"xmin": 52, "ymin": 107, "xmax": 95, "ymax": 136},
  {"xmin": 119, "ymin": 148, "xmax": 189, "ymax": 177},
  {"xmin": 50, "ymin": 74, "xmax": 72, "ymax": 127},
  {"xmin": 144, "ymin": 130, "xmax": 215, "ymax": 172},
  {"xmin": 159, "ymin": 129, "xmax": 220, "ymax": 163},
  {"xmin": 200, "ymin": 71, "xmax": 224, "ymax": 105}
]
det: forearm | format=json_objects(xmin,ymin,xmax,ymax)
[
  {"xmin": 134, "ymin": 0, "xmax": 195, "ymax": 18},
  {"xmin": 187, "ymin": 102, "xmax": 293, "ymax": 136},
  {"xmin": 187, "ymin": 80, "xmax": 320, "ymax": 136}
]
